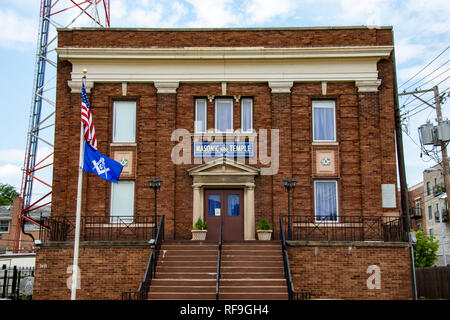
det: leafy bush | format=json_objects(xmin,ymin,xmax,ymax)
[
  {"xmin": 192, "ymin": 218, "xmax": 208, "ymax": 230},
  {"xmin": 257, "ymin": 218, "xmax": 272, "ymax": 230},
  {"xmin": 412, "ymin": 230, "xmax": 439, "ymax": 268}
]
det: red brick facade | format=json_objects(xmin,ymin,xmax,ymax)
[{"xmin": 34, "ymin": 27, "xmax": 412, "ymax": 300}]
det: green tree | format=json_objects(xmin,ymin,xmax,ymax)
[
  {"xmin": 0, "ymin": 183, "xmax": 18, "ymax": 205},
  {"xmin": 412, "ymin": 230, "xmax": 439, "ymax": 268}
]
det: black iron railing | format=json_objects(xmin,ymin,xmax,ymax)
[
  {"xmin": 280, "ymin": 215, "xmax": 407, "ymax": 242},
  {"xmin": 1, "ymin": 265, "xmax": 35, "ymax": 300},
  {"xmin": 122, "ymin": 215, "xmax": 165, "ymax": 300},
  {"xmin": 216, "ymin": 213, "xmax": 223, "ymax": 300},
  {"xmin": 279, "ymin": 216, "xmax": 295, "ymax": 300},
  {"xmin": 39, "ymin": 215, "xmax": 160, "ymax": 242}
]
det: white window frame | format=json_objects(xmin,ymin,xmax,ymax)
[
  {"xmin": 312, "ymin": 100, "xmax": 336, "ymax": 142},
  {"xmin": 314, "ymin": 180, "xmax": 339, "ymax": 222},
  {"xmin": 215, "ymin": 98, "xmax": 234, "ymax": 133},
  {"xmin": 0, "ymin": 220, "xmax": 10, "ymax": 233},
  {"xmin": 113, "ymin": 101, "xmax": 136, "ymax": 143},
  {"xmin": 110, "ymin": 180, "xmax": 135, "ymax": 223},
  {"xmin": 241, "ymin": 98, "xmax": 253, "ymax": 133},
  {"xmin": 195, "ymin": 98, "xmax": 207, "ymax": 133}
]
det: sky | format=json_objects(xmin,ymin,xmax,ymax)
[{"xmin": 0, "ymin": 0, "xmax": 449, "ymax": 203}]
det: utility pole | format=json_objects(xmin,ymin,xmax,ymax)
[
  {"xmin": 399, "ymin": 85, "xmax": 450, "ymax": 201},
  {"xmin": 433, "ymin": 85, "xmax": 450, "ymax": 203}
]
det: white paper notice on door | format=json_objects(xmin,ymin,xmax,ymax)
[{"xmin": 215, "ymin": 208, "xmax": 221, "ymax": 216}]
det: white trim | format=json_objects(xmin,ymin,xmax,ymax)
[
  {"xmin": 195, "ymin": 98, "xmax": 207, "ymax": 134},
  {"xmin": 241, "ymin": 98, "xmax": 253, "ymax": 133},
  {"xmin": 215, "ymin": 98, "xmax": 234, "ymax": 133},
  {"xmin": 312, "ymin": 100, "xmax": 336, "ymax": 142},
  {"xmin": 314, "ymin": 180, "xmax": 339, "ymax": 222}
]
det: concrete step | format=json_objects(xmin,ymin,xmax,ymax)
[
  {"xmin": 220, "ymin": 279, "xmax": 286, "ymax": 287},
  {"xmin": 158, "ymin": 260, "xmax": 217, "ymax": 267},
  {"xmin": 219, "ymin": 292, "xmax": 288, "ymax": 300},
  {"xmin": 221, "ymin": 261, "xmax": 283, "ymax": 267},
  {"xmin": 160, "ymin": 250, "xmax": 218, "ymax": 256},
  {"xmin": 221, "ymin": 250, "xmax": 281, "ymax": 255},
  {"xmin": 157, "ymin": 266, "xmax": 217, "ymax": 273},
  {"xmin": 221, "ymin": 273, "xmax": 284, "ymax": 279},
  {"xmin": 220, "ymin": 286, "xmax": 288, "ymax": 293},
  {"xmin": 155, "ymin": 272, "xmax": 217, "ymax": 280},
  {"xmin": 150, "ymin": 285, "xmax": 216, "ymax": 293},
  {"xmin": 148, "ymin": 292, "xmax": 216, "ymax": 300},
  {"xmin": 151, "ymin": 279, "xmax": 216, "ymax": 287},
  {"xmin": 221, "ymin": 267, "xmax": 284, "ymax": 273},
  {"xmin": 161, "ymin": 244, "xmax": 219, "ymax": 251},
  {"xmin": 158, "ymin": 255, "xmax": 217, "ymax": 262}
]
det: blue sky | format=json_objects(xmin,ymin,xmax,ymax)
[{"xmin": 0, "ymin": 0, "xmax": 449, "ymax": 201}]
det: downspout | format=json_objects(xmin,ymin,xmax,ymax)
[{"xmin": 391, "ymin": 29, "xmax": 417, "ymax": 300}]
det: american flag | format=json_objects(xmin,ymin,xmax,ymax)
[{"xmin": 81, "ymin": 81, "xmax": 97, "ymax": 149}]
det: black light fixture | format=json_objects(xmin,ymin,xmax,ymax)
[
  {"xmin": 148, "ymin": 178, "xmax": 162, "ymax": 239},
  {"xmin": 284, "ymin": 178, "xmax": 296, "ymax": 240}
]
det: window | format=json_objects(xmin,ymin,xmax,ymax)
[
  {"xmin": 227, "ymin": 194, "xmax": 240, "ymax": 216},
  {"xmin": 313, "ymin": 100, "xmax": 336, "ymax": 141},
  {"xmin": 215, "ymin": 99, "xmax": 233, "ymax": 133},
  {"xmin": 426, "ymin": 182, "xmax": 431, "ymax": 196},
  {"xmin": 314, "ymin": 181, "xmax": 338, "ymax": 221},
  {"xmin": 428, "ymin": 206, "xmax": 432, "ymax": 220},
  {"xmin": 241, "ymin": 98, "xmax": 253, "ymax": 133},
  {"xmin": 415, "ymin": 200, "xmax": 421, "ymax": 215},
  {"xmin": 195, "ymin": 98, "xmax": 207, "ymax": 133},
  {"xmin": 110, "ymin": 181, "xmax": 135, "ymax": 223},
  {"xmin": 0, "ymin": 221, "xmax": 9, "ymax": 233},
  {"xmin": 113, "ymin": 101, "xmax": 136, "ymax": 142}
]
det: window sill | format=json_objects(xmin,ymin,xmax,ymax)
[
  {"xmin": 110, "ymin": 142, "xmax": 137, "ymax": 147},
  {"xmin": 192, "ymin": 132, "xmax": 258, "ymax": 140},
  {"xmin": 312, "ymin": 141, "xmax": 339, "ymax": 146}
]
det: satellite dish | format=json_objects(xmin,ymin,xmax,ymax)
[{"xmin": 19, "ymin": 276, "xmax": 34, "ymax": 296}]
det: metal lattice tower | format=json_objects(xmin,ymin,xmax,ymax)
[{"xmin": 14, "ymin": 0, "xmax": 110, "ymax": 253}]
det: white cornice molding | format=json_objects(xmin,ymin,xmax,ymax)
[
  {"xmin": 59, "ymin": 46, "xmax": 393, "ymax": 90},
  {"xmin": 57, "ymin": 46, "xmax": 393, "ymax": 60},
  {"xmin": 355, "ymin": 80, "xmax": 382, "ymax": 92},
  {"xmin": 268, "ymin": 81, "xmax": 294, "ymax": 93},
  {"xmin": 154, "ymin": 81, "xmax": 179, "ymax": 94},
  {"xmin": 67, "ymin": 80, "xmax": 94, "ymax": 93}
]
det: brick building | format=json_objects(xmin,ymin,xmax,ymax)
[{"xmin": 33, "ymin": 27, "xmax": 413, "ymax": 300}]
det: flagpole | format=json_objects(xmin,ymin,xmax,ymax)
[{"xmin": 71, "ymin": 70, "xmax": 87, "ymax": 300}]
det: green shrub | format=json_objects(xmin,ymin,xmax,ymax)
[
  {"xmin": 192, "ymin": 218, "xmax": 208, "ymax": 230},
  {"xmin": 257, "ymin": 218, "xmax": 272, "ymax": 230}
]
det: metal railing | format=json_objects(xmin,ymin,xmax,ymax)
[
  {"xmin": 280, "ymin": 215, "xmax": 407, "ymax": 242},
  {"xmin": 39, "ymin": 215, "xmax": 160, "ymax": 242},
  {"xmin": 216, "ymin": 213, "xmax": 223, "ymax": 300},
  {"xmin": 1, "ymin": 265, "xmax": 35, "ymax": 300},
  {"xmin": 122, "ymin": 215, "xmax": 165, "ymax": 300},
  {"xmin": 279, "ymin": 216, "xmax": 295, "ymax": 300}
]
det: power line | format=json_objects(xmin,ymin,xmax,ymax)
[
  {"xmin": 403, "ymin": 60, "xmax": 449, "ymax": 92},
  {"xmin": 399, "ymin": 45, "xmax": 449, "ymax": 89}
]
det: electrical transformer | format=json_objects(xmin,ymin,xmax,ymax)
[
  {"xmin": 419, "ymin": 122, "xmax": 435, "ymax": 145},
  {"xmin": 437, "ymin": 120, "xmax": 450, "ymax": 142}
]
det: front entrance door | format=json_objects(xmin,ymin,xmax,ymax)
[{"xmin": 204, "ymin": 189, "xmax": 244, "ymax": 241}]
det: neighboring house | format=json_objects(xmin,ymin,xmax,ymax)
[
  {"xmin": 408, "ymin": 182, "xmax": 425, "ymax": 232},
  {"xmin": 33, "ymin": 26, "xmax": 413, "ymax": 300},
  {"xmin": 0, "ymin": 196, "xmax": 50, "ymax": 254},
  {"xmin": 423, "ymin": 164, "xmax": 450, "ymax": 266}
]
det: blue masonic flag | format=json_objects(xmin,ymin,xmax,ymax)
[{"xmin": 83, "ymin": 142, "xmax": 123, "ymax": 183}]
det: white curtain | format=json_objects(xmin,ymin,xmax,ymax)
[
  {"xmin": 113, "ymin": 101, "xmax": 136, "ymax": 142},
  {"xmin": 315, "ymin": 181, "xmax": 337, "ymax": 221},
  {"xmin": 110, "ymin": 181, "xmax": 135, "ymax": 222},
  {"xmin": 195, "ymin": 99, "xmax": 206, "ymax": 133},
  {"xmin": 242, "ymin": 99, "xmax": 252, "ymax": 132},
  {"xmin": 313, "ymin": 101, "xmax": 335, "ymax": 141},
  {"xmin": 216, "ymin": 100, "xmax": 233, "ymax": 132}
]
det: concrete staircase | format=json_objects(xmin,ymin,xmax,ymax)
[
  {"xmin": 147, "ymin": 240, "xmax": 288, "ymax": 300},
  {"xmin": 219, "ymin": 241, "xmax": 288, "ymax": 300}
]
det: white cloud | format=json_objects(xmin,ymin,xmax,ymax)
[
  {"xmin": 244, "ymin": 0, "xmax": 299, "ymax": 24},
  {"xmin": 185, "ymin": 0, "xmax": 239, "ymax": 27},
  {"xmin": 0, "ymin": 149, "xmax": 25, "ymax": 164},
  {"xmin": 0, "ymin": 9, "xmax": 37, "ymax": 49},
  {"xmin": 0, "ymin": 164, "xmax": 22, "ymax": 182}
]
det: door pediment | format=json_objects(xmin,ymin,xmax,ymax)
[{"xmin": 188, "ymin": 158, "xmax": 260, "ymax": 177}]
